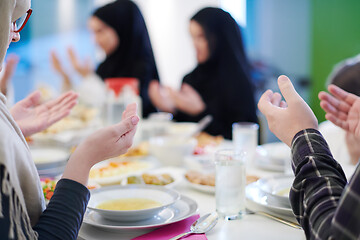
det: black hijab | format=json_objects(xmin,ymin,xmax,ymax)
[
  {"xmin": 93, "ymin": 0, "xmax": 158, "ymax": 117},
  {"xmin": 175, "ymin": 7, "xmax": 258, "ymax": 139}
]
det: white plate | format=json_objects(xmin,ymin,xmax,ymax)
[
  {"xmin": 256, "ymin": 175, "xmax": 293, "ymax": 208},
  {"xmin": 89, "ymin": 157, "xmax": 156, "ymax": 186},
  {"xmin": 82, "ymin": 195, "xmax": 198, "ymax": 232},
  {"xmin": 122, "ymin": 167, "xmax": 185, "ymax": 188},
  {"xmin": 254, "ymin": 143, "xmax": 291, "ymax": 172},
  {"xmin": 246, "ymin": 181, "xmax": 294, "ymax": 217},
  {"xmin": 30, "ymin": 147, "xmax": 69, "ymax": 169},
  {"xmin": 186, "ymin": 179, "xmax": 215, "ymax": 194},
  {"xmin": 88, "ymin": 185, "xmax": 180, "ymax": 222}
]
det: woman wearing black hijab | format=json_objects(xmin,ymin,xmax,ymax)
[
  {"xmin": 149, "ymin": 7, "xmax": 258, "ymax": 139},
  {"xmin": 53, "ymin": 0, "xmax": 159, "ymax": 117}
]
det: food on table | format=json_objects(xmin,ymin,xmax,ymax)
[
  {"xmin": 185, "ymin": 170, "xmax": 259, "ymax": 186},
  {"xmin": 185, "ymin": 170, "xmax": 215, "ymax": 186},
  {"xmin": 195, "ymin": 132, "xmax": 224, "ymax": 148},
  {"xmin": 96, "ymin": 198, "xmax": 162, "ymax": 211},
  {"xmin": 41, "ymin": 178, "xmax": 57, "ymax": 202},
  {"xmin": 89, "ymin": 160, "xmax": 151, "ymax": 180},
  {"xmin": 120, "ymin": 142, "xmax": 149, "ymax": 157},
  {"xmin": 127, "ymin": 173, "xmax": 174, "ymax": 186},
  {"xmin": 41, "ymin": 178, "xmax": 100, "ymax": 203}
]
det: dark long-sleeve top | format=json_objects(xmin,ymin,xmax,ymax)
[
  {"xmin": 0, "ymin": 175, "xmax": 90, "ymax": 240},
  {"xmin": 290, "ymin": 129, "xmax": 360, "ymax": 239},
  {"xmin": 174, "ymin": 64, "xmax": 258, "ymax": 139}
]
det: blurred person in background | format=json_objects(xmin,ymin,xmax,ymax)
[
  {"xmin": 258, "ymin": 75, "xmax": 359, "ymax": 239},
  {"xmin": 149, "ymin": 7, "xmax": 258, "ymax": 139},
  {"xmin": 319, "ymin": 54, "xmax": 360, "ymax": 166},
  {"xmin": 51, "ymin": 0, "xmax": 159, "ymax": 117},
  {"xmin": 0, "ymin": 1, "xmax": 139, "ymax": 239}
]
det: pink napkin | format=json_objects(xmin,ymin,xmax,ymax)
[{"xmin": 132, "ymin": 214, "xmax": 207, "ymax": 240}]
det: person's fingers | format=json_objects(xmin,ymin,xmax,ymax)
[
  {"xmin": 320, "ymin": 101, "xmax": 348, "ymax": 121},
  {"xmin": 113, "ymin": 115, "xmax": 139, "ymax": 139},
  {"xmin": 279, "ymin": 100, "xmax": 287, "ymax": 108},
  {"xmin": 319, "ymin": 91, "xmax": 351, "ymax": 114},
  {"xmin": 20, "ymin": 91, "xmax": 42, "ymax": 108},
  {"xmin": 44, "ymin": 91, "xmax": 78, "ymax": 110},
  {"xmin": 50, "ymin": 96, "xmax": 78, "ymax": 115},
  {"xmin": 122, "ymin": 103, "xmax": 137, "ymax": 119},
  {"xmin": 271, "ymin": 92, "xmax": 282, "ymax": 107},
  {"xmin": 257, "ymin": 89, "xmax": 275, "ymax": 115},
  {"xmin": 328, "ymin": 84, "xmax": 358, "ymax": 105},
  {"xmin": 325, "ymin": 113, "xmax": 349, "ymax": 131},
  {"xmin": 47, "ymin": 108, "xmax": 73, "ymax": 126},
  {"xmin": 277, "ymin": 75, "xmax": 302, "ymax": 105}
]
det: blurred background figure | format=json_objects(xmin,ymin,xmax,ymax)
[
  {"xmin": 319, "ymin": 54, "xmax": 360, "ymax": 166},
  {"xmin": 52, "ymin": 0, "xmax": 159, "ymax": 117},
  {"xmin": 149, "ymin": 7, "xmax": 258, "ymax": 139}
]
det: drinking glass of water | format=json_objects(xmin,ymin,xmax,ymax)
[
  {"xmin": 215, "ymin": 149, "xmax": 246, "ymax": 220},
  {"xmin": 232, "ymin": 122, "xmax": 259, "ymax": 164}
]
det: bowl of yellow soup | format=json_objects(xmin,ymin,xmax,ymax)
[{"xmin": 87, "ymin": 185, "xmax": 180, "ymax": 222}]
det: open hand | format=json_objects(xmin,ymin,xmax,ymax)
[
  {"xmin": 63, "ymin": 103, "xmax": 140, "ymax": 186},
  {"xmin": 168, "ymin": 83, "xmax": 205, "ymax": 115},
  {"xmin": 10, "ymin": 91, "xmax": 78, "ymax": 137},
  {"xmin": 67, "ymin": 47, "xmax": 92, "ymax": 78},
  {"xmin": 258, "ymin": 75, "xmax": 318, "ymax": 146},
  {"xmin": 148, "ymin": 80, "xmax": 176, "ymax": 113},
  {"xmin": 319, "ymin": 84, "xmax": 360, "ymax": 138}
]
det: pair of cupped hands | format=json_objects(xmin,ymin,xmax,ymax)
[{"xmin": 258, "ymin": 75, "xmax": 360, "ymax": 146}]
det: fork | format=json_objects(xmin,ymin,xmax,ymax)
[{"xmin": 244, "ymin": 209, "xmax": 302, "ymax": 229}]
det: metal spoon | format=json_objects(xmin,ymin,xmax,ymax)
[
  {"xmin": 169, "ymin": 212, "xmax": 219, "ymax": 240},
  {"xmin": 180, "ymin": 115, "xmax": 213, "ymax": 141}
]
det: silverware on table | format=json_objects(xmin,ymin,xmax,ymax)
[
  {"xmin": 169, "ymin": 212, "xmax": 218, "ymax": 240},
  {"xmin": 245, "ymin": 209, "xmax": 302, "ymax": 229}
]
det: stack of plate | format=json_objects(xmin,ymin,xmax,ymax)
[
  {"xmin": 82, "ymin": 185, "xmax": 198, "ymax": 233},
  {"xmin": 246, "ymin": 175, "xmax": 294, "ymax": 217},
  {"xmin": 30, "ymin": 147, "xmax": 69, "ymax": 177},
  {"xmin": 255, "ymin": 142, "xmax": 292, "ymax": 172}
]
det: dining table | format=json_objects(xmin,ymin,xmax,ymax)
[{"xmin": 77, "ymin": 162, "xmax": 306, "ymax": 240}]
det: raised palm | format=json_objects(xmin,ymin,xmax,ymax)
[
  {"xmin": 10, "ymin": 91, "xmax": 78, "ymax": 137},
  {"xmin": 319, "ymin": 84, "xmax": 360, "ymax": 138}
]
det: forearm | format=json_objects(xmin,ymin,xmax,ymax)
[
  {"xmin": 62, "ymin": 143, "xmax": 93, "ymax": 186},
  {"xmin": 33, "ymin": 179, "xmax": 90, "ymax": 240},
  {"xmin": 290, "ymin": 129, "xmax": 356, "ymax": 239}
]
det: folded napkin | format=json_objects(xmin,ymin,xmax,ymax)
[{"xmin": 132, "ymin": 214, "xmax": 207, "ymax": 240}]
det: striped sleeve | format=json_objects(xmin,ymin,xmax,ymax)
[{"xmin": 290, "ymin": 128, "xmax": 360, "ymax": 240}]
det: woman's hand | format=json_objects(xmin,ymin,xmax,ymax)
[
  {"xmin": 10, "ymin": 91, "xmax": 78, "ymax": 137},
  {"xmin": 148, "ymin": 80, "xmax": 176, "ymax": 113},
  {"xmin": 62, "ymin": 103, "xmax": 139, "ymax": 185},
  {"xmin": 0, "ymin": 54, "xmax": 19, "ymax": 95},
  {"xmin": 319, "ymin": 84, "xmax": 360, "ymax": 138},
  {"xmin": 258, "ymin": 75, "xmax": 318, "ymax": 146},
  {"xmin": 345, "ymin": 132, "xmax": 360, "ymax": 165},
  {"xmin": 168, "ymin": 83, "xmax": 205, "ymax": 115},
  {"xmin": 50, "ymin": 51, "xmax": 72, "ymax": 91},
  {"xmin": 67, "ymin": 47, "xmax": 93, "ymax": 78}
]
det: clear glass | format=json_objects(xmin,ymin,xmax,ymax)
[
  {"xmin": 215, "ymin": 149, "xmax": 246, "ymax": 220},
  {"xmin": 232, "ymin": 122, "xmax": 259, "ymax": 163}
]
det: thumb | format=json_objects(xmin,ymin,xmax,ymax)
[
  {"xmin": 277, "ymin": 75, "xmax": 302, "ymax": 105},
  {"xmin": 114, "ymin": 115, "xmax": 139, "ymax": 136},
  {"xmin": 21, "ymin": 91, "xmax": 42, "ymax": 108}
]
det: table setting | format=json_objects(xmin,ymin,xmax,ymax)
[{"xmin": 28, "ymin": 115, "xmax": 305, "ymax": 240}]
